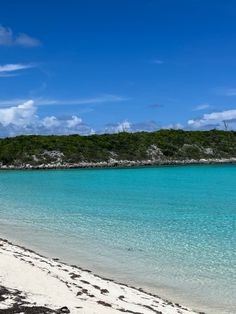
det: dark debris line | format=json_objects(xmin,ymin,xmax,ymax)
[{"xmin": 0, "ymin": 285, "xmax": 70, "ymax": 314}]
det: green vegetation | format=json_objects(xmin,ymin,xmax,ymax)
[{"xmin": 0, "ymin": 130, "xmax": 236, "ymax": 166}]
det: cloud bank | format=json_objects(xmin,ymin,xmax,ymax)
[
  {"xmin": 0, "ymin": 100, "xmax": 93, "ymax": 137},
  {"xmin": 0, "ymin": 100, "xmax": 161, "ymax": 137},
  {"xmin": 188, "ymin": 109, "xmax": 236, "ymax": 129},
  {"xmin": 0, "ymin": 25, "xmax": 41, "ymax": 47},
  {"xmin": 3, "ymin": 101, "xmax": 236, "ymax": 137}
]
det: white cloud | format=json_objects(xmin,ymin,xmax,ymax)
[
  {"xmin": 42, "ymin": 116, "xmax": 60, "ymax": 128},
  {"xmin": 0, "ymin": 100, "xmax": 92, "ymax": 137},
  {"xmin": 0, "ymin": 25, "xmax": 41, "ymax": 47},
  {"xmin": 104, "ymin": 120, "xmax": 159, "ymax": 133},
  {"xmin": 115, "ymin": 120, "xmax": 131, "ymax": 132},
  {"xmin": 193, "ymin": 103, "xmax": 210, "ymax": 111},
  {"xmin": 188, "ymin": 109, "xmax": 236, "ymax": 129},
  {"xmin": 0, "ymin": 94, "xmax": 128, "ymax": 107},
  {"xmin": 0, "ymin": 64, "xmax": 34, "ymax": 72},
  {"xmin": 0, "ymin": 63, "xmax": 35, "ymax": 77},
  {"xmin": 36, "ymin": 94, "xmax": 128, "ymax": 106},
  {"xmin": 162, "ymin": 123, "xmax": 183, "ymax": 130},
  {"xmin": 104, "ymin": 121, "xmax": 132, "ymax": 133},
  {"xmin": 67, "ymin": 115, "xmax": 82, "ymax": 128},
  {"xmin": 0, "ymin": 100, "xmax": 36, "ymax": 127}
]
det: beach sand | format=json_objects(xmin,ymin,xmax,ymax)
[{"xmin": 0, "ymin": 238, "xmax": 200, "ymax": 314}]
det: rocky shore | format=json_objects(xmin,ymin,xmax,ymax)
[{"xmin": 0, "ymin": 157, "xmax": 236, "ymax": 170}]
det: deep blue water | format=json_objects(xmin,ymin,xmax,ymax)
[{"xmin": 0, "ymin": 165, "xmax": 235, "ymax": 313}]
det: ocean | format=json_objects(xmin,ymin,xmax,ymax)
[{"xmin": 0, "ymin": 165, "xmax": 235, "ymax": 313}]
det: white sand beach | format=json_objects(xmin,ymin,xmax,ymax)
[{"xmin": 0, "ymin": 238, "xmax": 200, "ymax": 314}]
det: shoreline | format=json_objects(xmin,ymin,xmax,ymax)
[
  {"xmin": 0, "ymin": 238, "xmax": 202, "ymax": 314},
  {"xmin": 0, "ymin": 157, "xmax": 236, "ymax": 171}
]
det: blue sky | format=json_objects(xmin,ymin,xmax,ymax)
[{"xmin": 1, "ymin": 0, "xmax": 236, "ymax": 136}]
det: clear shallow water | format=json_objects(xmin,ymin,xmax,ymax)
[{"xmin": 0, "ymin": 165, "xmax": 235, "ymax": 314}]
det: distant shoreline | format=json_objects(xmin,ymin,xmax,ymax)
[
  {"xmin": 1, "ymin": 130, "xmax": 236, "ymax": 172},
  {"xmin": 0, "ymin": 157, "xmax": 236, "ymax": 171}
]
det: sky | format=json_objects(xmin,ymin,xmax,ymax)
[{"xmin": 1, "ymin": 0, "xmax": 236, "ymax": 136}]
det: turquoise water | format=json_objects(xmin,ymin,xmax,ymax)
[{"xmin": 0, "ymin": 165, "xmax": 235, "ymax": 313}]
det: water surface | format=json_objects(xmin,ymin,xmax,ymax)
[{"xmin": 0, "ymin": 165, "xmax": 235, "ymax": 313}]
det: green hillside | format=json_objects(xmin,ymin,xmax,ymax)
[{"xmin": 0, "ymin": 130, "xmax": 236, "ymax": 167}]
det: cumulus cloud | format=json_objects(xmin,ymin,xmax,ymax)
[
  {"xmin": 115, "ymin": 120, "xmax": 131, "ymax": 132},
  {"xmin": 0, "ymin": 25, "xmax": 41, "ymax": 47},
  {"xmin": 66, "ymin": 115, "xmax": 82, "ymax": 128},
  {"xmin": 188, "ymin": 109, "xmax": 236, "ymax": 129},
  {"xmin": 0, "ymin": 100, "xmax": 36, "ymax": 127},
  {"xmin": 42, "ymin": 116, "xmax": 60, "ymax": 129},
  {"xmin": 162, "ymin": 123, "xmax": 183, "ymax": 130},
  {"xmin": 0, "ymin": 100, "xmax": 93, "ymax": 137},
  {"xmin": 104, "ymin": 120, "xmax": 159, "ymax": 133},
  {"xmin": 104, "ymin": 121, "xmax": 131, "ymax": 133}
]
